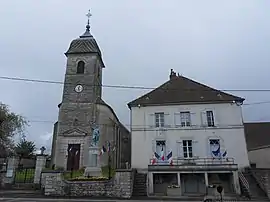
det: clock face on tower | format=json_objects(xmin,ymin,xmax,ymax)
[{"xmin": 75, "ymin": 85, "xmax": 83, "ymax": 93}]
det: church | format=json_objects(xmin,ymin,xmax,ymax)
[{"xmin": 50, "ymin": 11, "xmax": 131, "ymax": 171}]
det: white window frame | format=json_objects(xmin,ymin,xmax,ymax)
[
  {"xmin": 209, "ymin": 138, "xmax": 220, "ymax": 157},
  {"xmin": 206, "ymin": 110, "xmax": 215, "ymax": 127},
  {"xmin": 182, "ymin": 140, "xmax": 193, "ymax": 158},
  {"xmin": 209, "ymin": 139, "xmax": 220, "ymax": 145},
  {"xmin": 180, "ymin": 111, "xmax": 191, "ymax": 127},
  {"xmin": 155, "ymin": 112, "xmax": 165, "ymax": 128},
  {"xmin": 155, "ymin": 140, "xmax": 166, "ymax": 156}
]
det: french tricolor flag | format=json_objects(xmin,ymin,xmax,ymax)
[
  {"xmin": 99, "ymin": 146, "xmax": 107, "ymax": 155},
  {"xmin": 160, "ymin": 147, "xmax": 165, "ymax": 161},
  {"xmin": 151, "ymin": 153, "xmax": 157, "ymax": 165},
  {"xmin": 167, "ymin": 151, "xmax": 173, "ymax": 166}
]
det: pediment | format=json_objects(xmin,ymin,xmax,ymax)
[{"xmin": 62, "ymin": 128, "xmax": 88, "ymax": 137}]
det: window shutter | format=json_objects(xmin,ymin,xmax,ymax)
[
  {"xmin": 192, "ymin": 140, "xmax": 198, "ymax": 157},
  {"xmin": 148, "ymin": 114, "xmax": 155, "ymax": 128},
  {"xmin": 164, "ymin": 113, "xmax": 170, "ymax": 128},
  {"xmin": 212, "ymin": 110, "xmax": 218, "ymax": 127},
  {"xmin": 152, "ymin": 139, "xmax": 156, "ymax": 152},
  {"xmin": 174, "ymin": 113, "xmax": 181, "ymax": 127},
  {"xmin": 177, "ymin": 141, "xmax": 183, "ymax": 158},
  {"xmin": 200, "ymin": 111, "xmax": 207, "ymax": 127},
  {"xmin": 190, "ymin": 112, "xmax": 196, "ymax": 127}
]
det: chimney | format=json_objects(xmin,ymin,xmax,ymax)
[{"xmin": 169, "ymin": 69, "xmax": 177, "ymax": 80}]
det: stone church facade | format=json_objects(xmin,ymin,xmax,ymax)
[{"xmin": 50, "ymin": 18, "xmax": 131, "ymax": 170}]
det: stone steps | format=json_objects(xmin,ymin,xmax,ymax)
[
  {"xmin": 133, "ymin": 185, "xmax": 146, "ymax": 188},
  {"xmin": 241, "ymin": 171, "xmax": 269, "ymax": 200},
  {"xmin": 132, "ymin": 173, "xmax": 147, "ymax": 197}
]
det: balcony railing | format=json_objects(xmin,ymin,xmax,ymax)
[{"xmin": 149, "ymin": 157, "xmax": 235, "ymax": 166}]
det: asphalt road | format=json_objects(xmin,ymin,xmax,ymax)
[
  {"xmin": 0, "ymin": 198, "xmax": 255, "ymax": 202},
  {"xmin": 0, "ymin": 198, "xmax": 119, "ymax": 202},
  {"xmin": 0, "ymin": 199, "xmax": 187, "ymax": 202}
]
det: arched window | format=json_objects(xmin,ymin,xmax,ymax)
[{"xmin": 77, "ymin": 61, "xmax": 85, "ymax": 74}]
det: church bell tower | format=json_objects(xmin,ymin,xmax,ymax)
[{"xmin": 52, "ymin": 10, "xmax": 105, "ymax": 170}]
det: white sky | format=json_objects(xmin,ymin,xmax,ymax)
[{"xmin": 0, "ymin": 0, "xmax": 270, "ymax": 153}]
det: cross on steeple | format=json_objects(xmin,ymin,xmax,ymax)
[
  {"xmin": 86, "ymin": 9, "xmax": 92, "ymax": 31},
  {"xmin": 81, "ymin": 9, "xmax": 93, "ymax": 38},
  {"xmin": 86, "ymin": 9, "xmax": 92, "ymax": 20}
]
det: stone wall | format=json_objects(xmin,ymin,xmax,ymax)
[
  {"xmin": 44, "ymin": 172, "xmax": 66, "ymax": 196},
  {"xmin": 41, "ymin": 171, "xmax": 62, "ymax": 190},
  {"xmin": 43, "ymin": 169, "xmax": 135, "ymax": 198}
]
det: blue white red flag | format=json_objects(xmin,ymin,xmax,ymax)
[
  {"xmin": 100, "ymin": 145, "xmax": 107, "ymax": 155},
  {"xmin": 154, "ymin": 152, "xmax": 160, "ymax": 159},
  {"xmin": 107, "ymin": 142, "xmax": 111, "ymax": 152},
  {"xmin": 160, "ymin": 147, "xmax": 165, "ymax": 161},
  {"xmin": 151, "ymin": 153, "xmax": 157, "ymax": 165},
  {"xmin": 167, "ymin": 151, "xmax": 173, "ymax": 165}
]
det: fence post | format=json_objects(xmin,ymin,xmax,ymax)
[
  {"xmin": 34, "ymin": 155, "xmax": 46, "ymax": 185},
  {"xmin": 4, "ymin": 157, "xmax": 19, "ymax": 185}
]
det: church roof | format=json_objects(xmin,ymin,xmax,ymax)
[
  {"xmin": 66, "ymin": 37, "xmax": 101, "ymax": 55},
  {"xmin": 96, "ymin": 97, "xmax": 119, "ymax": 123},
  {"xmin": 127, "ymin": 69, "xmax": 244, "ymax": 108},
  {"xmin": 65, "ymin": 18, "xmax": 105, "ymax": 67}
]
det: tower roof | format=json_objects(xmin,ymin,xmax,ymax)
[{"xmin": 65, "ymin": 10, "xmax": 105, "ymax": 67}]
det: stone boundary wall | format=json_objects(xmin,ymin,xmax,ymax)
[{"xmin": 43, "ymin": 169, "xmax": 135, "ymax": 198}]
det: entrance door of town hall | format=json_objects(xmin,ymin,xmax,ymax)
[{"xmin": 67, "ymin": 144, "xmax": 80, "ymax": 171}]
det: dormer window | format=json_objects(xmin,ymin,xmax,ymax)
[{"xmin": 77, "ymin": 61, "xmax": 85, "ymax": 74}]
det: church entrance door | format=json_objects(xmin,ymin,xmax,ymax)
[{"xmin": 67, "ymin": 144, "xmax": 80, "ymax": 171}]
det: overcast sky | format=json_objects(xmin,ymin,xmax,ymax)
[{"xmin": 0, "ymin": 0, "xmax": 270, "ymax": 153}]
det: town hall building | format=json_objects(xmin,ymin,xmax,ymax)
[
  {"xmin": 129, "ymin": 69, "xmax": 250, "ymax": 196},
  {"xmin": 50, "ymin": 11, "xmax": 131, "ymax": 171}
]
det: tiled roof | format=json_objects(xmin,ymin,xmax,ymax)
[
  {"xmin": 66, "ymin": 37, "xmax": 101, "ymax": 55},
  {"xmin": 65, "ymin": 33, "xmax": 105, "ymax": 67},
  {"xmin": 244, "ymin": 122, "xmax": 270, "ymax": 151},
  {"xmin": 128, "ymin": 70, "xmax": 244, "ymax": 108}
]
